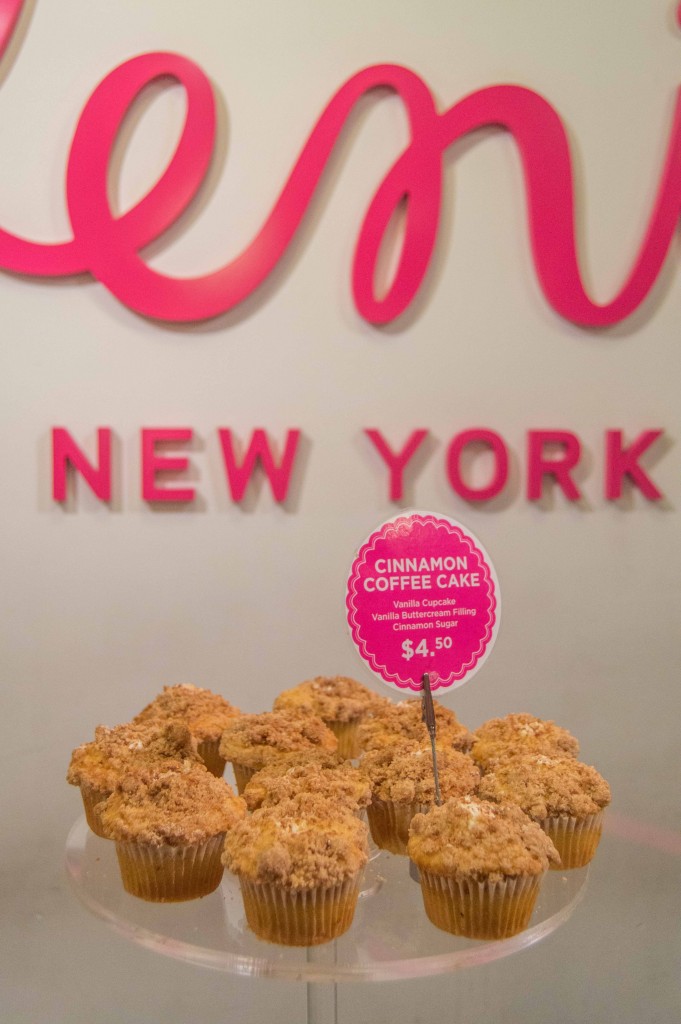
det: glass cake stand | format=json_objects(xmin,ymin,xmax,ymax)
[{"xmin": 65, "ymin": 815, "xmax": 588, "ymax": 989}]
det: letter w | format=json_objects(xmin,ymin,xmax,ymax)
[{"xmin": 218, "ymin": 429, "xmax": 301, "ymax": 502}]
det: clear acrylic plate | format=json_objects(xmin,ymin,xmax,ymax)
[{"xmin": 65, "ymin": 815, "xmax": 588, "ymax": 982}]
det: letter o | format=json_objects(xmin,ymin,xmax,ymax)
[{"xmin": 447, "ymin": 429, "xmax": 508, "ymax": 502}]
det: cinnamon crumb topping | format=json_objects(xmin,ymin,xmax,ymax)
[
  {"xmin": 134, "ymin": 684, "xmax": 241, "ymax": 742},
  {"xmin": 360, "ymin": 743, "xmax": 480, "ymax": 804},
  {"xmin": 222, "ymin": 798, "xmax": 368, "ymax": 889},
  {"xmin": 273, "ymin": 676, "xmax": 389, "ymax": 724},
  {"xmin": 219, "ymin": 710, "xmax": 338, "ymax": 769},
  {"xmin": 67, "ymin": 721, "xmax": 201, "ymax": 791},
  {"xmin": 407, "ymin": 796, "xmax": 560, "ymax": 881},
  {"xmin": 357, "ymin": 699, "xmax": 473, "ymax": 753},
  {"xmin": 243, "ymin": 757, "xmax": 371, "ymax": 812},
  {"xmin": 471, "ymin": 713, "xmax": 579, "ymax": 769},
  {"xmin": 478, "ymin": 754, "xmax": 611, "ymax": 820},
  {"xmin": 99, "ymin": 764, "xmax": 246, "ymax": 845}
]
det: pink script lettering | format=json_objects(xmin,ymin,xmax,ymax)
[{"xmin": 2, "ymin": 0, "xmax": 681, "ymax": 326}]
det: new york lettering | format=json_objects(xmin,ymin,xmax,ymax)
[{"xmin": 51, "ymin": 426, "xmax": 665, "ymax": 507}]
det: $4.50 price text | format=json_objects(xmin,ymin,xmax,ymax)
[{"xmin": 402, "ymin": 636, "xmax": 453, "ymax": 660}]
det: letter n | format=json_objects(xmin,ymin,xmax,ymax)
[
  {"xmin": 218, "ymin": 429, "xmax": 301, "ymax": 502},
  {"xmin": 52, "ymin": 428, "xmax": 112, "ymax": 502}
]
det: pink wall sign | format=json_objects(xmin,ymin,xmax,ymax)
[
  {"xmin": 346, "ymin": 513, "xmax": 500, "ymax": 694},
  {"xmin": 1, "ymin": 2, "xmax": 681, "ymax": 326}
]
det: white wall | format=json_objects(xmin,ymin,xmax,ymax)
[{"xmin": 2, "ymin": 1, "xmax": 679, "ymax": 1021}]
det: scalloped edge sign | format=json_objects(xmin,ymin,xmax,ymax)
[{"xmin": 346, "ymin": 512, "xmax": 501, "ymax": 693}]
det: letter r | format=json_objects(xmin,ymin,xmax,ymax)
[{"xmin": 527, "ymin": 430, "xmax": 581, "ymax": 501}]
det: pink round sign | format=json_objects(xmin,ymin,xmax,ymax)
[{"xmin": 346, "ymin": 512, "xmax": 500, "ymax": 693}]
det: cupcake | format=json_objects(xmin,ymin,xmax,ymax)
[
  {"xmin": 470, "ymin": 713, "xmax": 579, "ymax": 771},
  {"xmin": 360, "ymin": 742, "xmax": 480, "ymax": 854},
  {"xmin": 408, "ymin": 797, "xmax": 560, "ymax": 940},
  {"xmin": 357, "ymin": 698, "xmax": 473, "ymax": 755},
  {"xmin": 242, "ymin": 754, "xmax": 371, "ymax": 815},
  {"xmin": 66, "ymin": 721, "xmax": 201, "ymax": 837},
  {"xmin": 133, "ymin": 684, "xmax": 241, "ymax": 777},
  {"xmin": 477, "ymin": 754, "xmax": 611, "ymax": 868},
  {"xmin": 273, "ymin": 676, "xmax": 388, "ymax": 758},
  {"xmin": 219, "ymin": 710, "xmax": 338, "ymax": 794},
  {"xmin": 222, "ymin": 795, "xmax": 368, "ymax": 945},
  {"xmin": 99, "ymin": 763, "xmax": 246, "ymax": 901}
]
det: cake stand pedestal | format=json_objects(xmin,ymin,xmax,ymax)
[{"xmin": 66, "ymin": 816, "xmax": 588, "ymax": 1022}]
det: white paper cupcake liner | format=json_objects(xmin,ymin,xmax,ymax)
[
  {"xmin": 238, "ymin": 874, "xmax": 361, "ymax": 946},
  {"xmin": 197, "ymin": 738, "xmax": 227, "ymax": 777},
  {"xmin": 367, "ymin": 799, "xmax": 430, "ymax": 855},
  {"xmin": 80, "ymin": 782, "xmax": 111, "ymax": 838},
  {"xmin": 540, "ymin": 810, "xmax": 604, "ymax": 869},
  {"xmin": 328, "ymin": 719, "xmax": 361, "ymax": 759},
  {"xmin": 115, "ymin": 834, "xmax": 225, "ymax": 901},
  {"xmin": 418, "ymin": 870, "xmax": 542, "ymax": 939},
  {"xmin": 230, "ymin": 762, "xmax": 260, "ymax": 794}
]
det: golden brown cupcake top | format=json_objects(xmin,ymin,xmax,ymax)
[
  {"xmin": 407, "ymin": 796, "xmax": 560, "ymax": 882},
  {"xmin": 133, "ymin": 684, "xmax": 241, "ymax": 742},
  {"xmin": 222, "ymin": 796, "xmax": 368, "ymax": 889},
  {"xmin": 357, "ymin": 698, "xmax": 473, "ymax": 753},
  {"xmin": 99, "ymin": 763, "xmax": 246, "ymax": 845},
  {"xmin": 470, "ymin": 713, "xmax": 579, "ymax": 770},
  {"xmin": 66, "ymin": 721, "xmax": 201, "ymax": 791},
  {"xmin": 273, "ymin": 676, "xmax": 388, "ymax": 724},
  {"xmin": 219, "ymin": 710, "xmax": 338, "ymax": 769},
  {"xmin": 243, "ymin": 756, "xmax": 371, "ymax": 812},
  {"xmin": 477, "ymin": 754, "xmax": 611, "ymax": 820},
  {"xmin": 360, "ymin": 742, "xmax": 480, "ymax": 804}
]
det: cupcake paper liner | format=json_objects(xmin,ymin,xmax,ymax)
[
  {"xmin": 230, "ymin": 762, "xmax": 259, "ymax": 795},
  {"xmin": 541, "ymin": 810, "xmax": 604, "ymax": 869},
  {"xmin": 418, "ymin": 870, "xmax": 542, "ymax": 940},
  {"xmin": 80, "ymin": 781, "xmax": 111, "ymax": 838},
  {"xmin": 197, "ymin": 738, "xmax": 227, "ymax": 777},
  {"xmin": 367, "ymin": 798, "xmax": 430, "ymax": 855},
  {"xmin": 238, "ymin": 874, "xmax": 362, "ymax": 946},
  {"xmin": 328, "ymin": 719, "xmax": 361, "ymax": 759},
  {"xmin": 115, "ymin": 835, "xmax": 226, "ymax": 902}
]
